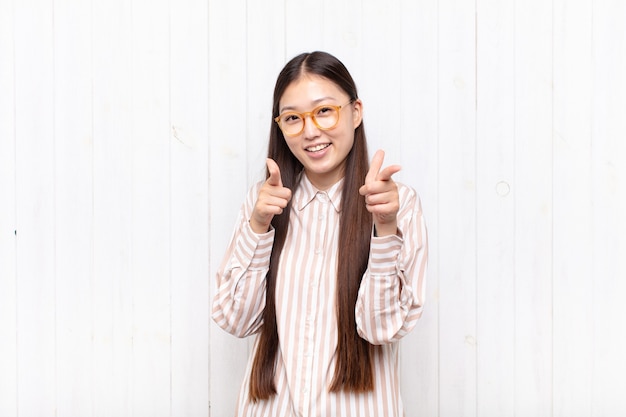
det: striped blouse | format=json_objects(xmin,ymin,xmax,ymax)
[{"xmin": 212, "ymin": 173, "xmax": 428, "ymax": 417}]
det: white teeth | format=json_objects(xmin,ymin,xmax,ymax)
[{"xmin": 307, "ymin": 143, "xmax": 330, "ymax": 152}]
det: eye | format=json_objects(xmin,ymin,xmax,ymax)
[
  {"xmin": 315, "ymin": 106, "xmax": 335, "ymax": 117},
  {"xmin": 282, "ymin": 113, "xmax": 301, "ymax": 124}
]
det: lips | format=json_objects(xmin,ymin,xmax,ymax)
[{"xmin": 306, "ymin": 143, "xmax": 331, "ymax": 152}]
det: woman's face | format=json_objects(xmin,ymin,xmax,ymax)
[{"xmin": 278, "ymin": 74, "xmax": 362, "ymax": 190}]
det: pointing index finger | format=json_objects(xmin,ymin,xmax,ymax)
[{"xmin": 377, "ymin": 164, "xmax": 402, "ymax": 181}]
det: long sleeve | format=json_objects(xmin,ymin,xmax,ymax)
[
  {"xmin": 212, "ymin": 182, "xmax": 274, "ymax": 338},
  {"xmin": 355, "ymin": 183, "xmax": 428, "ymax": 345}
]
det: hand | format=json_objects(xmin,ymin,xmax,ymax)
[
  {"xmin": 250, "ymin": 158, "xmax": 292, "ymax": 233},
  {"xmin": 359, "ymin": 150, "xmax": 401, "ymax": 236}
]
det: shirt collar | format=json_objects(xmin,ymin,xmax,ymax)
[{"xmin": 296, "ymin": 173, "xmax": 343, "ymax": 213}]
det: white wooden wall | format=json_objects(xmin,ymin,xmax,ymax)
[{"xmin": 1, "ymin": 0, "xmax": 625, "ymax": 416}]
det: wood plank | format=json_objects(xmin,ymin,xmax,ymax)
[
  {"xmin": 359, "ymin": 1, "xmax": 402, "ymax": 161},
  {"xmin": 92, "ymin": 0, "xmax": 133, "ymax": 415},
  {"xmin": 129, "ymin": 0, "xmax": 172, "ymax": 415},
  {"xmin": 475, "ymin": 0, "xmax": 516, "ymax": 415},
  {"xmin": 208, "ymin": 1, "xmax": 250, "ymax": 415},
  {"xmin": 513, "ymin": 0, "xmax": 553, "ymax": 415},
  {"xmin": 284, "ymin": 0, "xmax": 324, "ymax": 57},
  {"xmin": 169, "ymin": 0, "xmax": 210, "ymax": 415},
  {"xmin": 397, "ymin": 1, "xmax": 439, "ymax": 416},
  {"xmin": 245, "ymin": 0, "xmax": 286, "ymax": 187},
  {"xmin": 590, "ymin": 0, "xmax": 626, "ymax": 414},
  {"xmin": 14, "ymin": 0, "xmax": 56, "ymax": 415},
  {"xmin": 0, "ymin": 0, "xmax": 17, "ymax": 414},
  {"xmin": 320, "ymin": 0, "xmax": 362, "ymax": 85},
  {"xmin": 53, "ymin": 1, "xmax": 94, "ymax": 415},
  {"xmin": 552, "ymin": 0, "xmax": 594, "ymax": 415},
  {"xmin": 437, "ymin": 1, "xmax": 477, "ymax": 416}
]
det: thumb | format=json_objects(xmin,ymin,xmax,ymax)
[
  {"xmin": 365, "ymin": 150, "xmax": 385, "ymax": 184},
  {"xmin": 266, "ymin": 158, "xmax": 282, "ymax": 187}
]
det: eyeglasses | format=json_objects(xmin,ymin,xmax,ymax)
[{"xmin": 274, "ymin": 101, "xmax": 353, "ymax": 137}]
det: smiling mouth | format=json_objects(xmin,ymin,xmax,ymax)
[{"xmin": 306, "ymin": 143, "xmax": 331, "ymax": 152}]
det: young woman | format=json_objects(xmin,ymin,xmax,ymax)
[{"xmin": 212, "ymin": 51, "xmax": 428, "ymax": 417}]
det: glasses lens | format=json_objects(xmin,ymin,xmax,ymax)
[
  {"xmin": 313, "ymin": 106, "xmax": 339, "ymax": 129},
  {"xmin": 279, "ymin": 113, "xmax": 303, "ymax": 136}
]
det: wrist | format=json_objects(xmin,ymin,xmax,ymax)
[
  {"xmin": 249, "ymin": 218, "xmax": 270, "ymax": 234},
  {"xmin": 373, "ymin": 222, "xmax": 398, "ymax": 237}
]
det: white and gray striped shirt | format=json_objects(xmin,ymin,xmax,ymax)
[{"xmin": 213, "ymin": 173, "xmax": 428, "ymax": 417}]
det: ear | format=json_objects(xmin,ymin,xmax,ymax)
[{"xmin": 351, "ymin": 99, "xmax": 363, "ymax": 128}]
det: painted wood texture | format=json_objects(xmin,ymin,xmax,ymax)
[{"xmin": 1, "ymin": 0, "xmax": 625, "ymax": 416}]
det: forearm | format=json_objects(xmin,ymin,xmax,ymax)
[
  {"xmin": 212, "ymin": 213, "xmax": 275, "ymax": 338},
  {"xmin": 356, "ymin": 186, "xmax": 428, "ymax": 345},
  {"xmin": 355, "ymin": 234, "xmax": 416, "ymax": 344}
]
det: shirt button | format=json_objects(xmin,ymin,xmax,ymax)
[
  {"xmin": 318, "ymin": 215, "xmax": 325, "ymax": 221},
  {"xmin": 314, "ymin": 249, "xmax": 321, "ymax": 255}
]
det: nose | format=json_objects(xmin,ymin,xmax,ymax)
[{"xmin": 302, "ymin": 113, "xmax": 320, "ymax": 139}]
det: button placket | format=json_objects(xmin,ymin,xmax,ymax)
[{"xmin": 301, "ymin": 192, "xmax": 329, "ymax": 412}]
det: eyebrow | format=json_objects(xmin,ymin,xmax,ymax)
[{"xmin": 279, "ymin": 96, "xmax": 338, "ymax": 113}]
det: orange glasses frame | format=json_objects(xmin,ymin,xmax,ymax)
[{"xmin": 274, "ymin": 100, "xmax": 353, "ymax": 137}]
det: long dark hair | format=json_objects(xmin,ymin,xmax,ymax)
[{"xmin": 249, "ymin": 51, "xmax": 374, "ymax": 401}]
